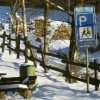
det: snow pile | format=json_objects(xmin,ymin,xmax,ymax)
[{"xmin": 49, "ymin": 40, "xmax": 70, "ymax": 54}]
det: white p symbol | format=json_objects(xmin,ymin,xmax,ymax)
[{"xmin": 79, "ymin": 16, "xmax": 87, "ymax": 26}]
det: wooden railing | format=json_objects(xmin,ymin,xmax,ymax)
[{"xmin": 0, "ymin": 32, "xmax": 100, "ymax": 91}]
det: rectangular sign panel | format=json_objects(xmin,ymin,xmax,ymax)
[
  {"xmin": 74, "ymin": 6, "xmax": 94, "ymax": 13},
  {"xmin": 74, "ymin": 6, "xmax": 96, "ymax": 46}
]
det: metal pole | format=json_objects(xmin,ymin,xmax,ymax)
[{"xmin": 86, "ymin": 46, "xmax": 89, "ymax": 93}]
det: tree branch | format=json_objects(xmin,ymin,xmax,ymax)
[{"xmin": 46, "ymin": 1, "xmax": 73, "ymax": 16}]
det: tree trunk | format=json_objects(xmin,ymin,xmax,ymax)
[
  {"xmin": 43, "ymin": 0, "xmax": 50, "ymax": 73},
  {"xmin": 22, "ymin": 0, "xmax": 28, "ymax": 63},
  {"xmin": 67, "ymin": 0, "xmax": 70, "ymax": 23},
  {"xmin": 15, "ymin": 16, "xmax": 19, "ymax": 55},
  {"xmin": 68, "ymin": 14, "xmax": 78, "ymax": 83},
  {"xmin": 68, "ymin": 0, "xmax": 87, "ymax": 83},
  {"xmin": 69, "ymin": 16, "xmax": 77, "ymax": 60}
]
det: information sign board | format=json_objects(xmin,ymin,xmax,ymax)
[{"xmin": 74, "ymin": 6, "xmax": 96, "ymax": 46}]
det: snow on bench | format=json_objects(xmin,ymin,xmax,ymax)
[
  {"xmin": 0, "ymin": 76, "xmax": 37, "ymax": 92},
  {"xmin": 0, "ymin": 84, "xmax": 28, "ymax": 91}
]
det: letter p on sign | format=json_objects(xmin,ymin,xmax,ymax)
[{"xmin": 79, "ymin": 16, "xmax": 87, "ymax": 26}]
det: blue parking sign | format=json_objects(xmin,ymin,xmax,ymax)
[
  {"xmin": 75, "ymin": 13, "xmax": 96, "ymax": 46},
  {"xmin": 76, "ymin": 13, "xmax": 94, "ymax": 27},
  {"xmin": 74, "ymin": 6, "xmax": 96, "ymax": 46}
]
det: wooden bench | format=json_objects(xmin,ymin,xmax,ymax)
[
  {"xmin": 0, "ymin": 84, "xmax": 28, "ymax": 91},
  {"xmin": 0, "ymin": 76, "xmax": 37, "ymax": 99},
  {"xmin": 0, "ymin": 73, "xmax": 7, "ymax": 79},
  {"xmin": 0, "ymin": 73, "xmax": 7, "ymax": 76}
]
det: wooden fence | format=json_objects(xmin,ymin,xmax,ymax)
[{"xmin": 0, "ymin": 32, "xmax": 100, "ymax": 91}]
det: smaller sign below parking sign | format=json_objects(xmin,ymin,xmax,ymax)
[
  {"xmin": 79, "ymin": 26, "xmax": 93, "ymax": 39},
  {"xmin": 74, "ymin": 6, "xmax": 96, "ymax": 47}
]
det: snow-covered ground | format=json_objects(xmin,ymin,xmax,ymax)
[
  {"xmin": 0, "ymin": 49, "xmax": 100, "ymax": 100},
  {"xmin": 0, "ymin": 6, "xmax": 100, "ymax": 100},
  {"xmin": 0, "ymin": 24, "xmax": 100, "ymax": 100}
]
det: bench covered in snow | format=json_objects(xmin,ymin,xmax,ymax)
[
  {"xmin": 0, "ymin": 84, "xmax": 28, "ymax": 91},
  {"xmin": 0, "ymin": 76, "xmax": 37, "ymax": 99}
]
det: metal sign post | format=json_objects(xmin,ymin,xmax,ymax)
[{"xmin": 86, "ymin": 46, "xmax": 89, "ymax": 93}]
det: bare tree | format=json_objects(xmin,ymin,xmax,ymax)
[
  {"xmin": 43, "ymin": 0, "xmax": 50, "ymax": 72},
  {"xmin": 22, "ymin": 0, "xmax": 28, "ymax": 63},
  {"xmin": 9, "ymin": 0, "xmax": 21, "ymax": 36},
  {"xmin": 7, "ymin": 0, "xmax": 22, "ymax": 59}
]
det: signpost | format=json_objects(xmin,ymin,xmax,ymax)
[{"xmin": 74, "ymin": 6, "xmax": 96, "ymax": 93}]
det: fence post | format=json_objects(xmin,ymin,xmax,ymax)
[
  {"xmin": 24, "ymin": 36, "xmax": 28, "ymax": 63},
  {"xmin": 97, "ymin": 33, "xmax": 100, "ymax": 50},
  {"xmin": 17, "ymin": 34, "xmax": 20, "ymax": 58},
  {"xmin": 40, "ymin": 45, "xmax": 47, "ymax": 73},
  {"xmin": 8, "ymin": 34, "xmax": 11, "ymax": 55},
  {"xmin": 94, "ymin": 59, "xmax": 99, "ymax": 91},
  {"xmin": 65, "ymin": 55, "xmax": 72, "ymax": 83},
  {"xmin": 2, "ymin": 31, "xmax": 6, "ymax": 52},
  {"xmin": 28, "ymin": 41, "xmax": 37, "ymax": 67}
]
